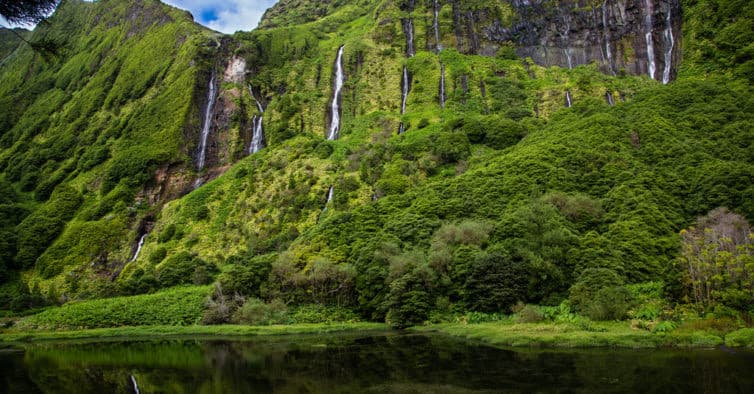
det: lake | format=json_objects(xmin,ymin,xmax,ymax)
[{"xmin": 1, "ymin": 332, "xmax": 753, "ymax": 393}]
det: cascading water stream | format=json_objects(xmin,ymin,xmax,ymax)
[
  {"xmin": 249, "ymin": 116, "xmax": 266, "ymax": 154},
  {"xmin": 131, "ymin": 376, "xmax": 140, "ymax": 394},
  {"xmin": 130, "ymin": 233, "xmax": 147, "ymax": 263},
  {"xmin": 248, "ymin": 85, "xmax": 266, "ymax": 154},
  {"xmin": 439, "ymin": 63, "xmax": 446, "ymax": 109},
  {"xmin": 196, "ymin": 72, "xmax": 217, "ymax": 171},
  {"xmin": 321, "ymin": 186, "xmax": 334, "ymax": 215},
  {"xmin": 249, "ymin": 85, "xmax": 264, "ymax": 113},
  {"xmin": 601, "ymin": 1, "xmax": 614, "ymax": 75},
  {"xmin": 606, "ymin": 91, "xmax": 615, "ymax": 106},
  {"xmin": 328, "ymin": 46, "xmax": 345, "ymax": 141},
  {"xmin": 565, "ymin": 90, "xmax": 573, "ymax": 108},
  {"xmin": 433, "ymin": 0, "xmax": 442, "ymax": 52},
  {"xmin": 662, "ymin": 8, "xmax": 674, "ymax": 84},
  {"xmin": 403, "ymin": 18, "xmax": 415, "ymax": 57},
  {"xmin": 643, "ymin": 0, "xmax": 656, "ymax": 80},
  {"xmin": 401, "ymin": 66, "xmax": 410, "ymax": 115}
]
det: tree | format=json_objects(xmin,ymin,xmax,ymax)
[
  {"xmin": 678, "ymin": 208, "xmax": 754, "ymax": 311},
  {"xmin": 0, "ymin": 0, "xmax": 58, "ymax": 25}
]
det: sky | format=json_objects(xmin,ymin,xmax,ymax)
[
  {"xmin": 1, "ymin": 0, "xmax": 280, "ymax": 34},
  {"xmin": 163, "ymin": 0, "xmax": 279, "ymax": 33}
]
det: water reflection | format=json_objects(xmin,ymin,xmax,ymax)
[{"xmin": 1, "ymin": 333, "xmax": 753, "ymax": 393}]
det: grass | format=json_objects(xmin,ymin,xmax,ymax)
[
  {"xmin": 0, "ymin": 322, "xmax": 388, "ymax": 344},
  {"xmin": 411, "ymin": 321, "xmax": 729, "ymax": 348}
]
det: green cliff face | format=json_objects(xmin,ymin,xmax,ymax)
[{"xmin": 0, "ymin": 0, "xmax": 752, "ymax": 325}]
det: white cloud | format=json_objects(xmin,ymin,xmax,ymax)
[
  {"xmin": 163, "ymin": 0, "xmax": 279, "ymax": 34},
  {"xmin": 1, "ymin": 1, "xmax": 279, "ymax": 34}
]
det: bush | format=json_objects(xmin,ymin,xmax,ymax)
[
  {"xmin": 217, "ymin": 254, "xmax": 274, "ymax": 297},
  {"xmin": 515, "ymin": 304, "xmax": 545, "ymax": 323},
  {"xmin": 157, "ymin": 252, "xmax": 217, "ymax": 287},
  {"xmin": 232, "ymin": 297, "xmax": 287, "ymax": 325},
  {"xmin": 431, "ymin": 131, "xmax": 470, "ymax": 164},
  {"xmin": 18, "ymin": 286, "xmax": 211, "ymax": 329},
  {"xmin": 464, "ymin": 249, "xmax": 528, "ymax": 313}
]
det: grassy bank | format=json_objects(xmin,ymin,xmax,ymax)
[
  {"xmin": 0, "ymin": 322, "xmax": 388, "ymax": 344},
  {"xmin": 412, "ymin": 321, "xmax": 754, "ymax": 348}
]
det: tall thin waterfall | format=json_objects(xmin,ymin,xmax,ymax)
[
  {"xmin": 439, "ymin": 63, "xmax": 446, "ymax": 109},
  {"xmin": 565, "ymin": 90, "xmax": 573, "ymax": 108},
  {"xmin": 662, "ymin": 8, "xmax": 674, "ymax": 84},
  {"xmin": 560, "ymin": 15, "xmax": 573, "ymax": 69},
  {"xmin": 401, "ymin": 66, "xmax": 410, "ymax": 115},
  {"xmin": 433, "ymin": 0, "xmax": 442, "ymax": 52},
  {"xmin": 131, "ymin": 376, "xmax": 140, "ymax": 394},
  {"xmin": 328, "ymin": 46, "xmax": 345, "ymax": 141},
  {"xmin": 605, "ymin": 91, "xmax": 615, "ymax": 106},
  {"xmin": 130, "ymin": 233, "xmax": 147, "ymax": 263},
  {"xmin": 644, "ymin": 0, "xmax": 656, "ymax": 80},
  {"xmin": 248, "ymin": 85, "xmax": 266, "ymax": 154},
  {"xmin": 601, "ymin": 1, "xmax": 614, "ymax": 75},
  {"xmin": 249, "ymin": 116, "xmax": 266, "ymax": 154},
  {"xmin": 321, "ymin": 186, "xmax": 334, "ymax": 214},
  {"xmin": 196, "ymin": 72, "xmax": 217, "ymax": 170},
  {"xmin": 249, "ymin": 85, "xmax": 264, "ymax": 113},
  {"xmin": 403, "ymin": 18, "xmax": 415, "ymax": 57}
]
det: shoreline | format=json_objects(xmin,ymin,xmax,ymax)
[{"xmin": 2, "ymin": 321, "xmax": 753, "ymax": 348}]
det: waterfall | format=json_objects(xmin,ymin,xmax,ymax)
[
  {"xmin": 398, "ymin": 122, "xmax": 405, "ymax": 134},
  {"xmin": 643, "ymin": 0, "xmax": 656, "ymax": 80},
  {"xmin": 247, "ymin": 85, "xmax": 266, "ymax": 154},
  {"xmin": 560, "ymin": 14, "xmax": 573, "ymax": 69},
  {"xmin": 606, "ymin": 91, "xmax": 615, "ymax": 106},
  {"xmin": 130, "ymin": 233, "xmax": 147, "ymax": 263},
  {"xmin": 249, "ymin": 84, "xmax": 264, "ymax": 113},
  {"xmin": 321, "ymin": 186, "xmax": 334, "ymax": 214},
  {"xmin": 662, "ymin": 8, "xmax": 674, "ymax": 84},
  {"xmin": 328, "ymin": 46, "xmax": 345, "ymax": 141},
  {"xmin": 131, "ymin": 375, "xmax": 140, "ymax": 394},
  {"xmin": 565, "ymin": 90, "xmax": 572, "ymax": 108},
  {"xmin": 403, "ymin": 18, "xmax": 415, "ymax": 57},
  {"xmin": 601, "ymin": 1, "xmax": 614, "ymax": 75},
  {"xmin": 326, "ymin": 186, "xmax": 334, "ymax": 203},
  {"xmin": 439, "ymin": 63, "xmax": 446, "ymax": 109},
  {"xmin": 401, "ymin": 66, "xmax": 410, "ymax": 115},
  {"xmin": 249, "ymin": 115, "xmax": 266, "ymax": 154},
  {"xmin": 196, "ymin": 72, "xmax": 218, "ymax": 171},
  {"xmin": 433, "ymin": 0, "xmax": 442, "ymax": 52}
]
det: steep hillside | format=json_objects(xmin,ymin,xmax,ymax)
[{"xmin": 0, "ymin": 0, "xmax": 752, "ymax": 327}]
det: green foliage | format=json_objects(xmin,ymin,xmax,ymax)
[
  {"xmin": 18, "ymin": 286, "xmax": 212, "ymax": 329},
  {"xmin": 569, "ymin": 269, "xmax": 633, "ymax": 320},
  {"xmin": 157, "ymin": 252, "xmax": 218, "ymax": 287},
  {"xmin": 232, "ymin": 297, "xmax": 288, "ymax": 325},
  {"xmin": 464, "ymin": 247, "xmax": 528, "ymax": 313}
]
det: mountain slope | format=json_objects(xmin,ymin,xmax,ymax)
[{"xmin": 0, "ymin": 0, "xmax": 752, "ymax": 324}]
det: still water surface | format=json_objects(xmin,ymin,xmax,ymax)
[{"xmin": 1, "ymin": 332, "xmax": 753, "ymax": 393}]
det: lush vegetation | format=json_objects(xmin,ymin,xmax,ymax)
[{"xmin": 0, "ymin": 0, "xmax": 752, "ymax": 343}]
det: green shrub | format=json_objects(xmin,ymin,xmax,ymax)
[
  {"xmin": 157, "ymin": 252, "xmax": 217, "ymax": 287},
  {"xmin": 232, "ymin": 297, "xmax": 287, "ymax": 325},
  {"xmin": 515, "ymin": 304, "xmax": 545, "ymax": 323},
  {"xmin": 464, "ymin": 248, "xmax": 528, "ymax": 313},
  {"xmin": 18, "ymin": 286, "xmax": 211, "ymax": 329}
]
